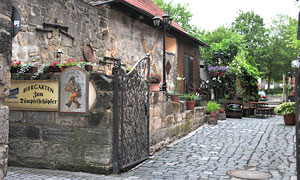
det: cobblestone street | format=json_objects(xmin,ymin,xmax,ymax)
[{"xmin": 5, "ymin": 116, "xmax": 296, "ymax": 180}]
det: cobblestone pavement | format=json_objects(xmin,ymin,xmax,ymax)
[{"xmin": 5, "ymin": 116, "xmax": 296, "ymax": 180}]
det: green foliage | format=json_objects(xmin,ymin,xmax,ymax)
[
  {"xmin": 185, "ymin": 93, "xmax": 195, "ymax": 101},
  {"xmin": 206, "ymin": 101, "xmax": 220, "ymax": 112},
  {"xmin": 152, "ymin": 0, "xmax": 204, "ymax": 36},
  {"xmin": 274, "ymin": 102, "xmax": 295, "ymax": 116}
]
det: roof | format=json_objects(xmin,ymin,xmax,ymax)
[
  {"xmin": 91, "ymin": 0, "xmax": 209, "ymax": 47},
  {"xmin": 122, "ymin": 0, "xmax": 185, "ymax": 32}
]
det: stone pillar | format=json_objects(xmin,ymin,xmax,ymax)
[{"xmin": 0, "ymin": 0, "xmax": 12, "ymax": 179}]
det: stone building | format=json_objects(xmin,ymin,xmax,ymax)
[
  {"xmin": 8, "ymin": 0, "xmax": 208, "ymax": 174},
  {"xmin": 11, "ymin": 0, "xmax": 208, "ymax": 93}
]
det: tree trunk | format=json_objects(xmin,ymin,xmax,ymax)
[{"xmin": 0, "ymin": 1, "xmax": 12, "ymax": 180}]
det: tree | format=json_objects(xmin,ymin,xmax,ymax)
[
  {"xmin": 232, "ymin": 10, "xmax": 269, "ymax": 71},
  {"xmin": 152, "ymin": 0, "xmax": 203, "ymax": 36}
]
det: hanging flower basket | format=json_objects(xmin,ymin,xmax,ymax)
[
  {"xmin": 219, "ymin": 71, "xmax": 225, "ymax": 76},
  {"xmin": 213, "ymin": 71, "xmax": 219, "ymax": 77}
]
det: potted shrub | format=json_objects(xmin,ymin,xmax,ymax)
[
  {"xmin": 274, "ymin": 102, "xmax": 296, "ymax": 125},
  {"xmin": 206, "ymin": 101, "xmax": 220, "ymax": 117},
  {"xmin": 149, "ymin": 72, "xmax": 161, "ymax": 92},
  {"xmin": 185, "ymin": 93, "xmax": 195, "ymax": 110}
]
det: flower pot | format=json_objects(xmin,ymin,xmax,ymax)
[
  {"xmin": 213, "ymin": 71, "xmax": 219, "ymax": 77},
  {"xmin": 219, "ymin": 107, "xmax": 225, "ymax": 113},
  {"xmin": 283, "ymin": 114, "xmax": 295, "ymax": 125},
  {"xmin": 171, "ymin": 94, "xmax": 179, "ymax": 102},
  {"xmin": 150, "ymin": 83, "xmax": 160, "ymax": 92},
  {"xmin": 25, "ymin": 67, "xmax": 38, "ymax": 73},
  {"xmin": 10, "ymin": 67, "xmax": 20, "ymax": 73},
  {"xmin": 186, "ymin": 100, "xmax": 195, "ymax": 110},
  {"xmin": 44, "ymin": 66, "xmax": 62, "ymax": 73},
  {"xmin": 210, "ymin": 111, "xmax": 217, "ymax": 117},
  {"xmin": 85, "ymin": 65, "xmax": 93, "ymax": 71},
  {"xmin": 219, "ymin": 71, "xmax": 225, "ymax": 76},
  {"xmin": 226, "ymin": 97, "xmax": 243, "ymax": 119}
]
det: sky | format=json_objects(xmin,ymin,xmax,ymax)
[{"xmin": 165, "ymin": 0, "xmax": 300, "ymax": 31}]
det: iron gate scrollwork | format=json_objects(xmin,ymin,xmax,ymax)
[{"xmin": 113, "ymin": 55, "xmax": 150, "ymax": 173}]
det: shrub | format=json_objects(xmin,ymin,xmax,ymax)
[
  {"xmin": 274, "ymin": 102, "xmax": 295, "ymax": 116},
  {"xmin": 206, "ymin": 101, "xmax": 220, "ymax": 112},
  {"xmin": 185, "ymin": 93, "xmax": 195, "ymax": 101}
]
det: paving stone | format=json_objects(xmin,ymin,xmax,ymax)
[{"xmin": 5, "ymin": 116, "xmax": 296, "ymax": 179}]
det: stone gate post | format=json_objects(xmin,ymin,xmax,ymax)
[{"xmin": 0, "ymin": 0, "xmax": 12, "ymax": 179}]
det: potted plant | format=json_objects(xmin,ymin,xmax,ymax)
[
  {"xmin": 218, "ymin": 66, "xmax": 230, "ymax": 76},
  {"xmin": 44, "ymin": 61, "xmax": 62, "ymax": 73},
  {"xmin": 149, "ymin": 72, "xmax": 161, "ymax": 92},
  {"xmin": 10, "ymin": 60, "xmax": 37, "ymax": 74},
  {"xmin": 185, "ymin": 93, "xmax": 195, "ymax": 110},
  {"xmin": 206, "ymin": 101, "xmax": 220, "ymax": 117},
  {"xmin": 208, "ymin": 65, "xmax": 219, "ymax": 77},
  {"xmin": 219, "ymin": 105, "xmax": 225, "ymax": 113},
  {"xmin": 171, "ymin": 74, "xmax": 185, "ymax": 102},
  {"xmin": 274, "ymin": 102, "xmax": 296, "ymax": 125},
  {"xmin": 10, "ymin": 59, "xmax": 22, "ymax": 73}
]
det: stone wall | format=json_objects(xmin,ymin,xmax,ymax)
[
  {"xmin": 0, "ymin": 0, "xmax": 12, "ymax": 179},
  {"xmin": 11, "ymin": 0, "xmax": 109, "ymax": 70},
  {"xmin": 149, "ymin": 92, "xmax": 205, "ymax": 153},
  {"xmin": 107, "ymin": 7, "xmax": 177, "ymax": 90},
  {"xmin": 8, "ymin": 73, "xmax": 114, "ymax": 174}
]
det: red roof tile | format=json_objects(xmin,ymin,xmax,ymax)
[{"xmin": 123, "ymin": 0, "xmax": 186, "ymax": 32}]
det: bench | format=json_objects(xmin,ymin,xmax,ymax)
[{"xmin": 256, "ymin": 107, "xmax": 275, "ymax": 117}]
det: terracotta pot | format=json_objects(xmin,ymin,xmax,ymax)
[
  {"xmin": 219, "ymin": 71, "xmax": 225, "ymax": 76},
  {"xmin": 283, "ymin": 114, "xmax": 295, "ymax": 125},
  {"xmin": 213, "ymin": 71, "xmax": 219, "ymax": 77},
  {"xmin": 186, "ymin": 100, "xmax": 195, "ymax": 110},
  {"xmin": 171, "ymin": 94, "xmax": 179, "ymax": 102},
  {"xmin": 219, "ymin": 107, "xmax": 225, "ymax": 113},
  {"xmin": 150, "ymin": 83, "xmax": 160, "ymax": 92},
  {"xmin": 85, "ymin": 65, "xmax": 93, "ymax": 71},
  {"xmin": 210, "ymin": 111, "xmax": 217, "ymax": 117}
]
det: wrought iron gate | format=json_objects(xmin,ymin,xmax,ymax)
[{"xmin": 112, "ymin": 55, "xmax": 150, "ymax": 173}]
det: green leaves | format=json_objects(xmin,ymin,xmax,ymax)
[{"xmin": 274, "ymin": 102, "xmax": 296, "ymax": 116}]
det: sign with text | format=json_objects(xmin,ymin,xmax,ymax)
[{"xmin": 5, "ymin": 80, "xmax": 59, "ymax": 111}]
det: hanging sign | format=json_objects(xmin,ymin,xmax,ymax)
[{"xmin": 12, "ymin": 6, "xmax": 21, "ymax": 38}]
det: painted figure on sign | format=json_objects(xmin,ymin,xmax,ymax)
[{"xmin": 64, "ymin": 76, "xmax": 81, "ymax": 108}]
